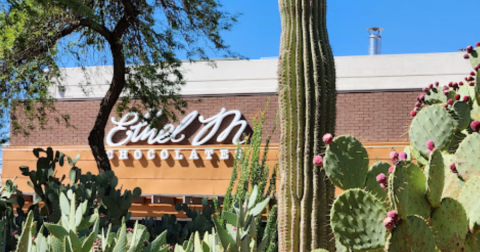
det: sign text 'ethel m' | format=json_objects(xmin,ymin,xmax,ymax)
[{"xmin": 106, "ymin": 108, "xmax": 248, "ymax": 147}]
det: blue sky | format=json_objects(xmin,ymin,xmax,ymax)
[{"xmin": 220, "ymin": 0, "xmax": 480, "ymax": 58}]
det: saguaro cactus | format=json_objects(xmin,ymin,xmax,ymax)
[{"xmin": 277, "ymin": 0, "xmax": 336, "ymax": 251}]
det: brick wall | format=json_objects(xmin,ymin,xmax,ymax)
[{"xmin": 10, "ymin": 91, "xmax": 418, "ymax": 146}]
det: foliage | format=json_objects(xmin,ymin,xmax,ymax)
[
  {"xmin": 18, "ymin": 147, "xmax": 141, "ymax": 228},
  {"xmin": 0, "ymin": 0, "xmax": 239, "ymax": 172},
  {"xmin": 277, "ymin": 0, "xmax": 337, "ymax": 251},
  {"xmin": 321, "ymin": 46, "xmax": 480, "ymax": 251},
  {"xmin": 174, "ymin": 186, "xmax": 272, "ymax": 252},
  {"xmin": 142, "ymin": 198, "xmax": 214, "ymax": 245},
  {"xmin": 219, "ymin": 107, "xmax": 278, "ymax": 252},
  {"xmin": 14, "ymin": 191, "xmax": 170, "ymax": 252}
]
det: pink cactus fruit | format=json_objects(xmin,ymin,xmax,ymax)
[
  {"xmin": 313, "ymin": 155, "xmax": 323, "ymax": 166},
  {"xmin": 422, "ymin": 87, "xmax": 429, "ymax": 93},
  {"xmin": 453, "ymin": 83, "xmax": 459, "ymax": 89},
  {"xmin": 399, "ymin": 152, "xmax": 407, "ymax": 160},
  {"xmin": 415, "ymin": 101, "xmax": 421, "ymax": 107},
  {"xmin": 454, "ymin": 94, "xmax": 460, "ymax": 100},
  {"xmin": 387, "ymin": 211, "xmax": 399, "ymax": 225},
  {"xmin": 464, "ymin": 96, "xmax": 470, "ymax": 102},
  {"xmin": 443, "ymin": 91, "xmax": 449, "ymax": 96},
  {"xmin": 390, "ymin": 151, "xmax": 399, "ymax": 162},
  {"xmin": 443, "ymin": 85, "xmax": 449, "ymax": 91},
  {"xmin": 450, "ymin": 163, "xmax": 458, "ymax": 174},
  {"xmin": 467, "ymin": 45, "xmax": 474, "ymax": 53},
  {"xmin": 471, "ymin": 121, "xmax": 480, "ymax": 132},
  {"xmin": 380, "ymin": 183, "xmax": 387, "ymax": 190},
  {"xmin": 426, "ymin": 140, "xmax": 435, "ymax": 153},
  {"xmin": 411, "ymin": 110, "xmax": 417, "ymax": 117},
  {"xmin": 464, "ymin": 54, "xmax": 470, "ymax": 59},
  {"xmin": 459, "ymin": 81, "xmax": 464, "ymax": 86},
  {"xmin": 470, "ymin": 82, "xmax": 475, "ymax": 86},
  {"xmin": 322, "ymin": 133, "xmax": 333, "ymax": 145},
  {"xmin": 383, "ymin": 217, "xmax": 395, "ymax": 230},
  {"xmin": 417, "ymin": 94, "xmax": 425, "ymax": 102},
  {"xmin": 11, "ymin": 231, "xmax": 18, "ymax": 236},
  {"xmin": 447, "ymin": 99, "xmax": 454, "ymax": 106},
  {"xmin": 429, "ymin": 84, "xmax": 433, "ymax": 89},
  {"xmin": 476, "ymin": 42, "xmax": 480, "ymax": 47},
  {"xmin": 389, "ymin": 166, "xmax": 395, "ymax": 173},
  {"xmin": 376, "ymin": 173, "xmax": 388, "ymax": 184},
  {"xmin": 233, "ymin": 227, "xmax": 237, "ymax": 231},
  {"xmin": 435, "ymin": 81, "xmax": 439, "ymax": 87},
  {"xmin": 471, "ymin": 71, "xmax": 476, "ymax": 76}
]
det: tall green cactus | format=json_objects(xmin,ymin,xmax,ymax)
[{"xmin": 277, "ymin": 0, "xmax": 336, "ymax": 251}]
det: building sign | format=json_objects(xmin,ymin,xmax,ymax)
[
  {"xmin": 106, "ymin": 108, "xmax": 248, "ymax": 147},
  {"xmin": 105, "ymin": 108, "xmax": 248, "ymax": 161}
]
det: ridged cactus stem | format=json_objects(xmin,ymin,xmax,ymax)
[{"xmin": 277, "ymin": 0, "xmax": 336, "ymax": 251}]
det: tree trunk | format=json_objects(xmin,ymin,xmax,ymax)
[
  {"xmin": 88, "ymin": 42, "xmax": 126, "ymax": 173},
  {"xmin": 277, "ymin": 0, "xmax": 336, "ymax": 251}
]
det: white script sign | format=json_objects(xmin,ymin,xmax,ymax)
[{"xmin": 106, "ymin": 108, "xmax": 248, "ymax": 147}]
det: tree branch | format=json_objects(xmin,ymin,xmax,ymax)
[{"xmin": 79, "ymin": 19, "xmax": 112, "ymax": 40}]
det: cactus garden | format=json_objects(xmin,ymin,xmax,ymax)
[{"xmin": 312, "ymin": 43, "xmax": 480, "ymax": 251}]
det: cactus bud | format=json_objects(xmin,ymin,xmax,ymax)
[
  {"xmin": 383, "ymin": 217, "xmax": 395, "ymax": 230},
  {"xmin": 467, "ymin": 45, "xmax": 474, "ymax": 53},
  {"xmin": 417, "ymin": 94, "xmax": 425, "ymax": 102},
  {"xmin": 387, "ymin": 211, "xmax": 399, "ymax": 225},
  {"xmin": 390, "ymin": 151, "xmax": 399, "ymax": 162},
  {"xmin": 426, "ymin": 140, "xmax": 435, "ymax": 152},
  {"xmin": 450, "ymin": 163, "xmax": 458, "ymax": 174},
  {"xmin": 471, "ymin": 121, "xmax": 480, "ymax": 132},
  {"xmin": 454, "ymin": 94, "xmax": 460, "ymax": 100},
  {"xmin": 322, "ymin": 133, "xmax": 333, "ymax": 145},
  {"xmin": 313, "ymin": 155, "xmax": 323, "ymax": 166},
  {"xmin": 389, "ymin": 166, "xmax": 395, "ymax": 173},
  {"xmin": 376, "ymin": 173, "xmax": 387, "ymax": 184}
]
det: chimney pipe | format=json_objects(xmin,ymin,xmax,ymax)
[{"xmin": 367, "ymin": 27, "xmax": 383, "ymax": 55}]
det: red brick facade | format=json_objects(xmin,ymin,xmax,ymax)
[{"xmin": 10, "ymin": 91, "xmax": 418, "ymax": 146}]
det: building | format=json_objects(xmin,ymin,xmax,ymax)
[{"xmin": 0, "ymin": 52, "xmax": 472, "ymax": 218}]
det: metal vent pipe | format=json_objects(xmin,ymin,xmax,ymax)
[{"xmin": 367, "ymin": 27, "xmax": 383, "ymax": 55}]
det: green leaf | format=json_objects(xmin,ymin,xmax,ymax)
[
  {"xmin": 132, "ymin": 187, "xmax": 142, "ymax": 198},
  {"xmin": 72, "ymin": 154, "xmax": 80, "ymax": 166},
  {"xmin": 149, "ymin": 230, "xmax": 167, "ymax": 252},
  {"xmin": 223, "ymin": 211, "xmax": 238, "ymax": 227},
  {"xmin": 16, "ymin": 211, "xmax": 35, "ymax": 252},
  {"xmin": 112, "ymin": 224, "xmax": 127, "ymax": 252},
  {"xmin": 249, "ymin": 197, "xmax": 270, "ymax": 217},
  {"xmin": 213, "ymin": 217, "xmax": 235, "ymax": 249},
  {"xmin": 247, "ymin": 185, "xmax": 259, "ymax": 210},
  {"xmin": 44, "ymin": 223, "xmax": 69, "ymax": 240}
]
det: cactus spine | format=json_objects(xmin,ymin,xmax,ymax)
[{"xmin": 277, "ymin": 0, "xmax": 336, "ymax": 251}]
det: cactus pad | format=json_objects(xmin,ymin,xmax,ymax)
[
  {"xmin": 442, "ymin": 153, "xmax": 464, "ymax": 200},
  {"xmin": 458, "ymin": 176, "xmax": 480, "ymax": 233},
  {"xmin": 364, "ymin": 162, "xmax": 390, "ymax": 203},
  {"xmin": 388, "ymin": 216, "xmax": 436, "ymax": 252},
  {"xmin": 455, "ymin": 133, "xmax": 480, "ymax": 181},
  {"xmin": 330, "ymin": 189, "xmax": 386, "ymax": 251},
  {"xmin": 471, "ymin": 105, "xmax": 480, "ymax": 121},
  {"xmin": 411, "ymin": 145, "xmax": 428, "ymax": 166},
  {"xmin": 324, "ymin": 135, "xmax": 369, "ymax": 189},
  {"xmin": 392, "ymin": 161, "xmax": 431, "ymax": 219},
  {"xmin": 452, "ymin": 101, "xmax": 471, "ymax": 131},
  {"xmin": 430, "ymin": 198, "xmax": 468, "ymax": 251},
  {"xmin": 425, "ymin": 149, "xmax": 445, "ymax": 208},
  {"xmin": 409, "ymin": 105, "xmax": 456, "ymax": 156},
  {"xmin": 425, "ymin": 88, "xmax": 449, "ymax": 105}
]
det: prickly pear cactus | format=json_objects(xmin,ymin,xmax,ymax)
[{"xmin": 318, "ymin": 42, "xmax": 480, "ymax": 251}]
